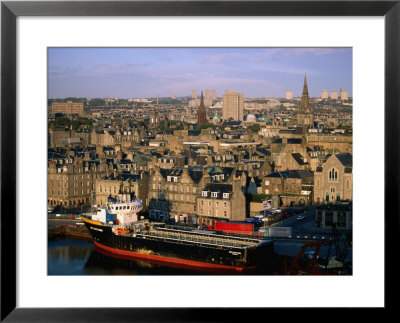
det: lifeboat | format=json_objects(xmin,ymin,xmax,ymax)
[{"xmin": 116, "ymin": 228, "xmax": 130, "ymax": 234}]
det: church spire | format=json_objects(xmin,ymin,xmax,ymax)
[
  {"xmin": 299, "ymin": 74, "xmax": 311, "ymax": 112},
  {"xmin": 200, "ymin": 91, "xmax": 205, "ymax": 106},
  {"xmin": 197, "ymin": 90, "xmax": 207, "ymax": 126},
  {"xmin": 302, "ymin": 74, "xmax": 309, "ymax": 97},
  {"xmin": 297, "ymin": 74, "xmax": 313, "ymax": 130}
]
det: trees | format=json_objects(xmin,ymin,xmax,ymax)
[{"xmin": 49, "ymin": 117, "xmax": 92, "ymax": 130}]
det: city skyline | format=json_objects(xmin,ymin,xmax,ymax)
[{"xmin": 48, "ymin": 47, "xmax": 352, "ymax": 99}]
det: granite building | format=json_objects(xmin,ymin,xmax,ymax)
[
  {"xmin": 51, "ymin": 101, "xmax": 84, "ymax": 115},
  {"xmin": 314, "ymin": 153, "xmax": 352, "ymax": 204}
]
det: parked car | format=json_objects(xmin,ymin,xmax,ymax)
[
  {"xmin": 296, "ymin": 215, "xmax": 306, "ymax": 221},
  {"xmin": 245, "ymin": 217, "xmax": 263, "ymax": 225}
]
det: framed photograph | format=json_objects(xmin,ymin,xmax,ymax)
[{"xmin": 2, "ymin": 0, "xmax": 398, "ymax": 321}]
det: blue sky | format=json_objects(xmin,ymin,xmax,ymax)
[{"xmin": 48, "ymin": 48, "xmax": 352, "ymax": 99}]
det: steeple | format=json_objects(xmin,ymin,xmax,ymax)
[
  {"xmin": 197, "ymin": 91, "xmax": 207, "ymax": 126},
  {"xmin": 297, "ymin": 74, "xmax": 314, "ymax": 130},
  {"xmin": 299, "ymin": 74, "xmax": 311, "ymax": 113},
  {"xmin": 302, "ymin": 74, "xmax": 309, "ymax": 96},
  {"xmin": 200, "ymin": 90, "xmax": 204, "ymax": 104}
]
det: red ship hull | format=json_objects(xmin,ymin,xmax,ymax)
[{"xmin": 94, "ymin": 240, "xmax": 257, "ymax": 274}]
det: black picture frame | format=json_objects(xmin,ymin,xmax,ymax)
[{"xmin": 1, "ymin": 0, "xmax": 398, "ymax": 321}]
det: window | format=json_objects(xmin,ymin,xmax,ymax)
[
  {"xmin": 329, "ymin": 168, "xmax": 338, "ymax": 182},
  {"xmin": 216, "ymin": 201, "xmax": 219, "ymax": 207},
  {"xmin": 265, "ymin": 180, "xmax": 270, "ymax": 186},
  {"xmin": 224, "ymin": 211, "xmax": 227, "ymax": 217},
  {"xmin": 223, "ymin": 193, "xmax": 229, "ymax": 199},
  {"xmin": 211, "ymin": 192, "xmax": 218, "ymax": 198},
  {"xmin": 224, "ymin": 202, "xmax": 227, "ymax": 207},
  {"xmin": 201, "ymin": 200, "xmax": 203, "ymax": 205},
  {"xmin": 167, "ymin": 176, "xmax": 171, "ymax": 182},
  {"xmin": 201, "ymin": 191, "xmax": 208, "ymax": 197},
  {"xmin": 346, "ymin": 180, "xmax": 350, "ymax": 189}
]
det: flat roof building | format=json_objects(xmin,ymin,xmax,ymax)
[
  {"xmin": 222, "ymin": 90, "xmax": 244, "ymax": 121},
  {"xmin": 205, "ymin": 90, "xmax": 217, "ymax": 101},
  {"xmin": 340, "ymin": 90, "xmax": 348, "ymax": 100},
  {"xmin": 51, "ymin": 101, "xmax": 84, "ymax": 115}
]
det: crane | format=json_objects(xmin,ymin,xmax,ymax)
[{"xmin": 285, "ymin": 240, "xmax": 331, "ymax": 275}]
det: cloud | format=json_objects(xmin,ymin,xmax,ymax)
[
  {"xmin": 48, "ymin": 66, "xmax": 81, "ymax": 77},
  {"xmin": 252, "ymin": 48, "xmax": 349, "ymax": 62},
  {"xmin": 158, "ymin": 76, "xmax": 272, "ymax": 96},
  {"xmin": 199, "ymin": 52, "xmax": 246, "ymax": 64},
  {"xmin": 292, "ymin": 48, "xmax": 349, "ymax": 56}
]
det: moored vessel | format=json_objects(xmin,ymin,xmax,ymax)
[{"xmin": 82, "ymin": 194, "xmax": 273, "ymax": 273}]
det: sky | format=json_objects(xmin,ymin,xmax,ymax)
[{"xmin": 48, "ymin": 47, "xmax": 352, "ymax": 99}]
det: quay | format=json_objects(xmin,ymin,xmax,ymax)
[{"xmin": 48, "ymin": 226, "xmax": 92, "ymax": 242}]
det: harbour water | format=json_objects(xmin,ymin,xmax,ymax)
[
  {"xmin": 48, "ymin": 238, "xmax": 350, "ymax": 275},
  {"xmin": 48, "ymin": 239, "xmax": 245, "ymax": 275}
]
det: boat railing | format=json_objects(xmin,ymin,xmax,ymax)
[
  {"xmin": 157, "ymin": 226, "xmax": 263, "ymax": 243},
  {"xmin": 138, "ymin": 228, "xmax": 259, "ymax": 249}
]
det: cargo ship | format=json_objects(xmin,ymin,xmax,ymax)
[{"xmin": 81, "ymin": 194, "xmax": 273, "ymax": 273}]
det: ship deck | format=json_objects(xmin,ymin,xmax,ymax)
[{"xmin": 129, "ymin": 226, "xmax": 267, "ymax": 249}]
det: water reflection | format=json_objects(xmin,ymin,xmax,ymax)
[
  {"xmin": 48, "ymin": 239, "xmax": 277, "ymax": 275},
  {"xmin": 48, "ymin": 239, "xmax": 93, "ymax": 275},
  {"xmin": 48, "ymin": 239, "xmax": 350, "ymax": 276},
  {"xmin": 84, "ymin": 247, "xmax": 213, "ymax": 275}
]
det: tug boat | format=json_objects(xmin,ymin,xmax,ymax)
[{"xmin": 81, "ymin": 194, "xmax": 273, "ymax": 273}]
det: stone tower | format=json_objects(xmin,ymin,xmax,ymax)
[
  {"xmin": 150, "ymin": 109, "xmax": 160, "ymax": 129},
  {"xmin": 297, "ymin": 74, "xmax": 314, "ymax": 130}
]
